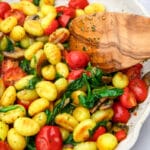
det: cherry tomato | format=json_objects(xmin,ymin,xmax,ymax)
[
  {"xmin": 4, "ymin": 9, "xmax": 26, "ymax": 26},
  {"xmin": 65, "ymin": 50, "xmax": 90, "ymax": 70},
  {"xmin": 56, "ymin": 6, "xmax": 75, "ymax": 18},
  {"xmin": 123, "ymin": 63, "xmax": 143, "ymax": 81},
  {"xmin": 44, "ymin": 19, "xmax": 59, "ymax": 35},
  {"xmin": 69, "ymin": 0, "xmax": 89, "ymax": 9},
  {"xmin": 0, "ymin": 2, "xmax": 11, "ymax": 19},
  {"xmin": 0, "ymin": 141, "xmax": 11, "ymax": 150},
  {"xmin": 16, "ymin": 99, "xmax": 31, "ymax": 109},
  {"xmin": 67, "ymin": 69, "xmax": 85, "ymax": 81},
  {"xmin": 129, "ymin": 78, "xmax": 148, "ymax": 102},
  {"xmin": 1, "ymin": 59, "xmax": 19, "ymax": 74},
  {"xmin": 57, "ymin": 14, "xmax": 71, "ymax": 27},
  {"xmin": 119, "ymin": 87, "xmax": 137, "ymax": 109},
  {"xmin": 115, "ymin": 130, "xmax": 127, "ymax": 142},
  {"xmin": 36, "ymin": 126, "xmax": 63, "ymax": 150},
  {"xmin": 112, "ymin": 102, "xmax": 130, "ymax": 123},
  {"xmin": 90, "ymin": 126, "xmax": 106, "ymax": 141},
  {"xmin": 3, "ymin": 67, "xmax": 26, "ymax": 87}
]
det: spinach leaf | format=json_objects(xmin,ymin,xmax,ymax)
[
  {"xmin": 79, "ymin": 86, "xmax": 123, "ymax": 108},
  {"xmin": 26, "ymin": 136, "xmax": 36, "ymax": 150},
  {"xmin": 33, "ymin": 0, "xmax": 40, "ymax": 6},
  {"xmin": 19, "ymin": 59, "xmax": 36, "ymax": 74},
  {"xmin": 64, "ymin": 134, "xmax": 78, "ymax": 146},
  {"xmin": 26, "ymin": 75, "xmax": 41, "ymax": 89}
]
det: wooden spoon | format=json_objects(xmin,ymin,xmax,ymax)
[{"xmin": 69, "ymin": 12, "xmax": 150, "ymax": 72}]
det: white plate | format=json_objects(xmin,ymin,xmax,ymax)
[{"xmin": 5, "ymin": 0, "xmax": 150, "ymax": 149}]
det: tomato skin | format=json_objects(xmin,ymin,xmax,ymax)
[
  {"xmin": 65, "ymin": 51, "xmax": 90, "ymax": 70},
  {"xmin": 90, "ymin": 126, "xmax": 106, "ymax": 141},
  {"xmin": 112, "ymin": 102, "xmax": 130, "ymax": 123},
  {"xmin": 67, "ymin": 69, "xmax": 84, "ymax": 81},
  {"xmin": 119, "ymin": 87, "xmax": 137, "ymax": 109},
  {"xmin": 3, "ymin": 67, "xmax": 26, "ymax": 87},
  {"xmin": 115, "ymin": 130, "xmax": 127, "ymax": 142},
  {"xmin": 4, "ymin": 9, "xmax": 26, "ymax": 26},
  {"xmin": 36, "ymin": 126, "xmax": 63, "ymax": 150},
  {"xmin": 44, "ymin": 19, "xmax": 59, "ymax": 35},
  {"xmin": 0, "ymin": 141, "xmax": 11, "ymax": 150},
  {"xmin": 56, "ymin": 6, "xmax": 75, "ymax": 18},
  {"xmin": 0, "ymin": 2, "xmax": 11, "ymax": 19},
  {"xmin": 1, "ymin": 59, "xmax": 18, "ymax": 74},
  {"xmin": 57, "ymin": 14, "xmax": 71, "ymax": 27},
  {"xmin": 16, "ymin": 99, "xmax": 31, "ymax": 109},
  {"xmin": 129, "ymin": 78, "xmax": 148, "ymax": 102},
  {"xmin": 69, "ymin": 0, "xmax": 89, "ymax": 9},
  {"xmin": 123, "ymin": 63, "xmax": 143, "ymax": 81}
]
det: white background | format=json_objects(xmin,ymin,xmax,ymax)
[{"xmin": 132, "ymin": 1, "xmax": 150, "ymax": 150}]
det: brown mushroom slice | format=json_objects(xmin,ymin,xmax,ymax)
[
  {"xmin": 3, "ymin": 47, "xmax": 24, "ymax": 59},
  {"xmin": 69, "ymin": 12, "xmax": 150, "ymax": 72},
  {"xmin": 35, "ymin": 51, "xmax": 48, "ymax": 75}
]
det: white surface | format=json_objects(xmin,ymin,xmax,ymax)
[{"xmin": 131, "ymin": 1, "xmax": 150, "ymax": 149}]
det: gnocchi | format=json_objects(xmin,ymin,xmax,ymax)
[
  {"xmin": 7, "ymin": 128, "xmax": 26, "ymax": 150},
  {"xmin": 36, "ymin": 81, "xmax": 58, "ymax": 101},
  {"xmin": 14, "ymin": 117, "xmax": 40, "ymax": 136}
]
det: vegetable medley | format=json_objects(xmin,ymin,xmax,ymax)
[{"xmin": 0, "ymin": 0, "xmax": 149, "ymax": 150}]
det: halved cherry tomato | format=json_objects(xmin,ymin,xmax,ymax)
[
  {"xmin": 2, "ymin": 67, "xmax": 26, "ymax": 87},
  {"xmin": 90, "ymin": 126, "xmax": 106, "ymax": 141},
  {"xmin": 129, "ymin": 78, "xmax": 148, "ymax": 102},
  {"xmin": 68, "ymin": 0, "xmax": 89, "ymax": 9},
  {"xmin": 16, "ymin": 99, "xmax": 31, "ymax": 109},
  {"xmin": 67, "ymin": 69, "xmax": 85, "ymax": 81},
  {"xmin": 112, "ymin": 102, "xmax": 130, "ymax": 123},
  {"xmin": 36, "ymin": 126, "xmax": 63, "ymax": 150},
  {"xmin": 44, "ymin": 19, "xmax": 59, "ymax": 35},
  {"xmin": 4, "ymin": 9, "xmax": 26, "ymax": 26},
  {"xmin": 57, "ymin": 14, "xmax": 71, "ymax": 27},
  {"xmin": 56, "ymin": 6, "xmax": 75, "ymax": 18},
  {"xmin": 0, "ymin": 2, "xmax": 11, "ymax": 19},
  {"xmin": 119, "ymin": 87, "xmax": 137, "ymax": 109},
  {"xmin": 115, "ymin": 129, "xmax": 127, "ymax": 142},
  {"xmin": 65, "ymin": 50, "xmax": 90, "ymax": 70},
  {"xmin": 123, "ymin": 63, "xmax": 143, "ymax": 81},
  {"xmin": 0, "ymin": 141, "xmax": 11, "ymax": 150},
  {"xmin": 1, "ymin": 59, "xmax": 19, "ymax": 74}
]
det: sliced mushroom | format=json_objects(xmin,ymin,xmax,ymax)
[
  {"xmin": 3, "ymin": 47, "xmax": 25, "ymax": 59},
  {"xmin": 99, "ymin": 99, "xmax": 114, "ymax": 110},
  {"xmin": 90, "ymin": 97, "xmax": 107, "ymax": 113}
]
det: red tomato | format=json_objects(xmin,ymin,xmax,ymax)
[
  {"xmin": 36, "ymin": 126, "xmax": 63, "ymax": 150},
  {"xmin": 3, "ymin": 67, "xmax": 26, "ymax": 87},
  {"xmin": 129, "ymin": 78, "xmax": 148, "ymax": 102},
  {"xmin": 56, "ymin": 6, "xmax": 75, "ymax": 18},
  {"xmin": 112, "ymin": 102, "xmax": 130, "ymax": 123},
  {"xmin": 0, "ymin": 2, "xmax": 11, "ymax": 19},
  {"xmin": 65, "ymin": 50, "xmax": 90, "ymax": 70},
  {"xmin": 67, "ymin": 69, "xmax": 85, "ymax": 81},
  {"xmin": 4, "ymin": 9, "xmax": 26, "ymax": 26},
  {"xmin": 123, "ymin": 63, "xmax": 143, "ymax": 81},
  {"xmin": 16, "ymin": 99, "xmax": 31, "ymax": 109},
  {"xmin": 69, "ymin": 0, "xmax": 89, "ymax": 9},
  {"xmin": 44, "ymin": 19, "xmax": 59, "ymax": 35},
  {"xmin": 90, "ymin": 126, "xmax": 106, "ymax": 141},
  {"xmin": 0, "ymin": 141, "xmax": 11, "ymax": 150},
  {"xmin": 119, "ymin": 87, "xmax": 137, "ymax": 109},
  {"xmin": 57, "ymin": 14, "xmax": 71, "ymax": 27},
  {"xmin": 115, "ymin": 130, "xmax": 127, "ymax": 142},
  {"xmin": 1, "ymin": 59, "xmax": 19, "ymax": 74}
]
